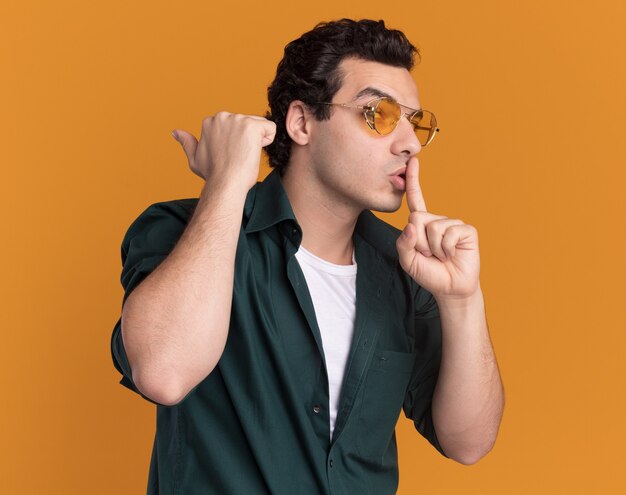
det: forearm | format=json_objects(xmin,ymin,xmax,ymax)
[
  {"xmin": 121, "ymin": 182, "xmax": 246, "ymax": 405},
  {"xmin": 431, "ymin": 289, "xmax": 504, "ymax": 464}
]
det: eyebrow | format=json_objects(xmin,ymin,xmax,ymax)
[
  {"xmin": 352, "ymin": 86, "xmax": 421, "ymax": 112},
  {"xmin": 353, "ymin": 87, "xmax": 391, "ymax": 101}
]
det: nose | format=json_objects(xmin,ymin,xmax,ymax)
[{"xmin": 389, "ymin": 116, "xmax": 422, "ymax": 157}]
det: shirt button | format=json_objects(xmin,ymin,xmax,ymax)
[
  {"xmin": 329, "ymin": 459, "xmax": 334, "ymax": 468},
  {"xmin": 313, "ymin": 405, "xmax": 321, "ymax": 414}
]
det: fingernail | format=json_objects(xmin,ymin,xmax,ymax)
[{"xmin": 171, "ymin": 130, "xmax": 179, "ymax": 142}]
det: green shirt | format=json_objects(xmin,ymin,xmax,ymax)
[{"xmin": 111, "ymin": 169, "xmax": 447, "ymax": 494}]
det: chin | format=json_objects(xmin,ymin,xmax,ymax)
[{"xmin": 368, "ymin": 195, "xmax": 404, "ymax": 213}]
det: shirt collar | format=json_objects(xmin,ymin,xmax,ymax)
[
  {"xmin": 244, "ymin": 168, "xmax": 400, "ymax": 261},
  {"xmin": 244, "ymin": 169, "xmax": 297, "ymax": 234}
]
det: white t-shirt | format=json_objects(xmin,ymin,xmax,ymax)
[{"xmin": 294, "ymin": 246, "xmax": 357, "ymax": 439}]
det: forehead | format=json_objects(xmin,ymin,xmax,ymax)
[{"xmin": 334, "ymin": 57, "xmax": 420, "ymax": 108}]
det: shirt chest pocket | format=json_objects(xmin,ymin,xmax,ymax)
[{"xmin": 356, "ymin": 349, "xmax": 417, "ymax": 463}]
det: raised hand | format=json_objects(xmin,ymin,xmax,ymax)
[
  {"xmin": 395, "ymin": 156, "xmax": 481, "ymax": 300},
  {"xmin": 172, "ymin": 112, "xmax": 276, "ymax": 195}
]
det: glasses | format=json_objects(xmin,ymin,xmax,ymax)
[{"xmin": 321, "ymin": 96, "xmax": 439, "ymax": 147}]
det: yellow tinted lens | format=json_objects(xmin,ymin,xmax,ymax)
[
  {"xmin": 373, "ymin": 98, "xmax": 401, "ymax": 134},
  {"xmin": 411, "ymin": 110, "xmax": 437, "ymax": 146}
]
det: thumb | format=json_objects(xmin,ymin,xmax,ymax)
[
  {"xmin": 396, "ymin": 223, "xmax": 418, "ymax": 270},
  {"xmin": 172, "ymin": 129, "xmax": 198, "ymax": 162}
]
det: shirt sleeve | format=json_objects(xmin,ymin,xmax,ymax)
[
  {"xmin": 402, "ymin": 284, "xmax": 449, "ymax": 458},
  {"xmin": 110, "ymin": 200, "xmax": 193, "ymax": 403}
]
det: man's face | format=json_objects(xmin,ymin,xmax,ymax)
[{"xmin": 307, "ymin": 57, "xmax": 423, "ymax": 213}]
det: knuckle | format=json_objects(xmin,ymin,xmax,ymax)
[
  {"xmin": 426, "ymin": 222, "xmax": 442, "ymax": 236},
  {"xmin": 442, "ymin": 234, "xmax": 455, "ymax": 246},
  {"xmin": 408, "ymin": 211, "xmax": 423, "ymax": 224}
]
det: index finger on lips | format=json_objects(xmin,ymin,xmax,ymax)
[{"xmin": 405, "ymin": 156, "xmax": 428, "ymax": 213}]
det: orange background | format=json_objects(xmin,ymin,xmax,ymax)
[{"xmin": 2, "ymin": 0, "xmax": 625, "ymax": 493}]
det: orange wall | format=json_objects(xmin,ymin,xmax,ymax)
[{"xmin": 2, "ymin": 1, "xmax": 625, "ymax": 493}]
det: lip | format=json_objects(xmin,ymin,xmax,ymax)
[{"xmin": 389, "ymin": 166, "xmax": 407, "ymax": 191}]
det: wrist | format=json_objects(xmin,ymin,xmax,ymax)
[
  {"xmin": 204, "ymin": 162, "xmax": 259, "ymax": 194},
  {"xmin": 435, "ymin": 286, "xmax": 484, "ymax": 312},
  {"xmin": 201, "ymin": 175, "xmax": 252, "ymax": 203},
  {"xmin": 435, "ymin": 288, "xmax": 488, "ymax": 339}
]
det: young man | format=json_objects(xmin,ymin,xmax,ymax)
[{"xmin": 111, "ymin": 19, "xmax": 504, "ymax": 494}]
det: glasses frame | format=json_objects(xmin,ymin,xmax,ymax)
[{"xmin": 320, "ymin": 96, "xmax": 439, "ymax": 147}]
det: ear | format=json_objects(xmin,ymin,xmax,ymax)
[{"xmin": 285, "ymin": 100, "xmax": 313, "ymax": 145}]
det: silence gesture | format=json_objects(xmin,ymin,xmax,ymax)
[{"xmin": 395, "ymin": 157, "xmax": 482, "ymax": 300}]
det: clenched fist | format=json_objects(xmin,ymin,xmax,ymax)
[{"xmin": 172, "ymin": 112, "xmax": 276, "ymax": 196}]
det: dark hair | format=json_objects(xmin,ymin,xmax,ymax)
[{"xmin": 264, "ymin": 18, "xmax": 419, "ymax": 175}]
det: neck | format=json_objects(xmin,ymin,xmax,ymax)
[{"xmin": 281, "ymin": 167, "xmax": 360, "ymax": 266}]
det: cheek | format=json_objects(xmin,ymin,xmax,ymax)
[
  {"xmin": 311, "ymin": 119, "xmax": 383, "ymax": 181},
  {"xmin": 313, "ymin": 126, "xmax": 351, "ymax": 166}
]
